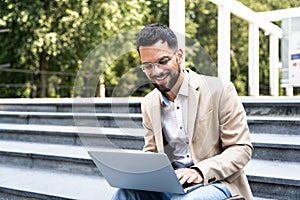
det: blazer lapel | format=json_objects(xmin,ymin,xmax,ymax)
[
  {"xmin": 150, "ymin": 91, "xmax": 164, "ymax": 153},
  {"xmin": 187, "ymin": 71, "xmax": 213, "ymax": 144},
  {"xmin": 188, "ymin": 85, "xmax": 200, "ymax": 143}
]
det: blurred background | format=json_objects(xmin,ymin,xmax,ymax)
[{"xmin": 1, "ymin": 0, "xmax": 300, "ymax": 98}]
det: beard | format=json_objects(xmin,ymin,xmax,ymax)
[{"xmin": 152, "ymin": 65, "xmax": 181, "ymax": 93}]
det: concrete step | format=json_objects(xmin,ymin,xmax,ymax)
[
  {"xmin": 0, "ymin": 97, "xmax": 299, "ymax": 199},
  {"xmin": 0, "ymin": 140, "xmax": 98, "ymax": 176},
  {"xmin": 1, "ymin": 111, "xmax": 300, "ymax": 134},
  {"xmin": 0, "ymin": 157, "xmax": 298, "ymax": 200},
  {"xmin": 247, "ymin": 116, "xmax": 300, "ymax": 135},
  {"xmin": 1, "ymin": 97, "xmax": 300, "ymax": 116},
  {"xmin": 0, "ymin": 124, "xmax": 299, "ymax": 162},
  {"xmin": 250, "ymin": 133, "xmax": 300, "ymax": 162},
  {"xmin": 241, "ymin": 97, "xmax": 300, "ymax": 116},
  {"xmin": 0, "ymin": 98, "xmax": 142, "ymax": 113},
  {"xmin": 0, "ymin": 111, "xmax": 143, "ymax": 128},
  {"xmin": 0, "ymin": 164, "xmax": 275, "ymax": 200},
  {"xmin": 0, "ymin": 124, "xmax": 144, "ymax": 148},
  {"xmin": 0, "ymin": 140, "xmax": 299, "ymax": 199},
  {"xmin": 0, "ymin": 124, "xmax": 300, "ymax": 162},
  {"xmin": 0, "ymin": 165, "xmax": 116, "ymax": 200},
  {"xmin": 245, "ymin": 159, "xmax": 300, "ymax": 199},
  {"xmin": 0, "ymin": 136, "xmax": 142, "ymax": 175}
]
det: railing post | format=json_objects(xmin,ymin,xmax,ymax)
[
  {"xmin": 99, "ymin": 76, "xmax": 105, "ymax": 98},
  {"xmin": 217, "ymin": 4, "xmax": 231, "ymax": 82},
  {"xmin": 30, "ymin": 72, "xmax": 35, "ymax": 98},
  {"xmin": 248, "ymin": 22, "xmax": 260, "ymax": 96},
  {"xmin": 169, "ymin": 0, "xmax": 185, "ymax": 54},
  {"xmin": 269, "ymin": 34, "xmax": 279, "ymax": 96}
]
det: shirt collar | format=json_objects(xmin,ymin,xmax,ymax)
[{"xmin": 160, "ymin": 69, "xmax": 189, "ymax": 106}]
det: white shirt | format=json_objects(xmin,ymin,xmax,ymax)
[{"xmin": 161, "ymin": 71, "xmax": 192, "ymax": 165}]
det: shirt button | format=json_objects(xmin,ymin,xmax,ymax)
[
  {"xmin": 177, "ymin": 106, "xmax": 180, "ymax": 109},
  {"xmin": 186, "ymin": 155, "xmax": 189, "ymax": 158},
  {"xmin": 179, "ymin": 126, "xmax": 182, "ymax": 129}
]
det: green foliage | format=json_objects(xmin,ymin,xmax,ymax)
[
  {"xmin": 0, "ymin": 0, "xmax": 299, "ymax": 97},
  {"xmin": 236, "ymin": 0, "xmax": 300, "ymax": 95},
  {"xmin": 0, "ymin": 0, "xmax": 151, "ymax": 97}
]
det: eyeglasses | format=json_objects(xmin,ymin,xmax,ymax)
[{"xmin": 140, "ymin": 52, "xmax": 176, "ymax": 73}]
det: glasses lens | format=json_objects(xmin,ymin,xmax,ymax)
[
  {"xmin": 140, "ymin": 54, "xmax": 174, "ymax": 72},
  {"xmin": 141, "ymin": 63, "xmax": 153, "ymax": 71},
  {"xmin": 157, "ymin": 56, "xmax": 171, "ymax": 65}
]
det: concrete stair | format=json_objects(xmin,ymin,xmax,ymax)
[
  {"xmin": 242, "ymin": 98, "xmax": 300, "ymax": 199},
  {"xmin": 0, "ymin": 97, "xmax": 299, "ymax": 199}
]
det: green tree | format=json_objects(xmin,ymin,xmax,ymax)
[
  {"xmin": 1, "ymin": 0, "xmax": 299, "ymax": 97},
  {"xmin": 0, "ymin": 0, "xmax": 151, "ymax": 98},
  {"xmin": 231, "ymin": 0, "xmax": 300, "ymax": 95}
]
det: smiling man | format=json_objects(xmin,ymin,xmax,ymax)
[
  {"xmin": 111, "ymin": 24, "xmax": 253, "ymax": 200},
  {"xmin": 139, "ymin": 42, "xmax": 182, "ymax": 96}
]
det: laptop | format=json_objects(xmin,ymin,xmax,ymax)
[{"xmin": 88, "ymin": 149, "xmax": 202, "ymax": 194}]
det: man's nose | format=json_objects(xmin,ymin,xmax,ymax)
[{"xmin": 153, "ymin": 64, "xmax": 163, "ymax": 74}]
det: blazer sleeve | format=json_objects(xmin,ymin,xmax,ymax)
[
  {"xmin": 141, "ymin": 97, "xmax": 158, "ymax": 153},
  {"xmin": 193, "ymin": 82, "xmax": 253, "ymax": 185}
]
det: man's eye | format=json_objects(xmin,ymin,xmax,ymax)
[
  {"xmin": 143, "ymin": 64, "xmax": 153, "ymax": 69},
  {"xmin": 157, "ymin": 57, "xmax": 170, "ymax": 65}
]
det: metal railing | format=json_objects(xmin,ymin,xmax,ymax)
[
  {"xmin": 0, "ymin": 68, "xmax": 99, "ymax": 98},
  {"xmin": 209, "ymin": 0, "xmax": 283, "ymax": 96}
]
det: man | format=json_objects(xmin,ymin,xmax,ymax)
[{"xmin": 112, "ymin": 24, "xmax": 253, "ymax": 200}]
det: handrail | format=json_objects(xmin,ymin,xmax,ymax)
[
  {"xmin": 0, "ymin": 68, "xmax": 76, "ymax": 76},
  {"xmin": 0, "ymin": 68, "xmax": 100, "ymax": 98},
  {"xmin": 210, "ymin": 0, "xmax": 282, "ymax": 38},
  {"xmin": 0, "ymin": 68, "xmax": 100, "ymax": 78},
  {"xmin": 209, "ymin": 0, "xmax": 282, "ymax": 96},
  {"xmin": 257, "ymin": 7, "xmax": 300, "ymax": 22}
]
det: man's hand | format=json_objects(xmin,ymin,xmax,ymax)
[{"xmin": 175, "ymin": 168, "xmax": 203, "ymax": 185}]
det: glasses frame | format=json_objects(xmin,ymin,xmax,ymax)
[{"xmin": 139, "ymin": 50, "xmax": 177, "ymax": 73}]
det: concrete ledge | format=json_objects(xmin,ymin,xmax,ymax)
[
  {"xmin": 1, "ymin": 97, "xmax": 299, "ymax": 115},
  {"xmin": 0, "ymin": 138, "xmax": 143, "ymax": 175},
  {"xmin": 1, "ymin": 141, "xmax": 299, "ymax": 188},
  {"xmin": 251, "ymin": 133, "xmax": 300, "ymax": 148},
  {"xmin": 246, "ymin": 159, "xmax": 300, "ymax": 199},
  {"xmin": 240, "ymin": 96, "xmax": 300, "ymax": 103},
  {"xmin": 0, "ymin": 186, "xmax": 71, "ymax": 200},
  {"xmin": 0, "ymin": 97, "xmax": 299, "ymax": 104},
  {"xmin": 0, "ymin": 161, "xmax": 296, "ymax": 200},
  {"xmin": 249, "ymin": 181, "xmax": 299, "ymax": 200},
  {"xmin": 0, "ymin": 141, "xmax": 98, "ymax": 176},
  {"xmin": 251, "ymin": 133, "xmax": 300, "ymax": 162},
  {"xmin": 2, "ymin": 111, "xmax": 300, "ymax": 133},
  {"xmin": 0, "ymin": 165, "xmax": 116, "ymax": 200},
  {"xmin": 0, "ymin": 111, "xmax": 143, "ymax": 128},
  {"xmin": 1, "ymin": 124, "xmax": 299, "ymax": 162},
  {"xmin": 247, "ymin": 116, "xmax": 300, "ymax": 135},
  {"xmin": 0, "ymin": 98, "xmax": 299, "ymax": 199},
  {"xmin": 0, "ymin": 124, "xmax": 144, "ymax": 147},
  {"xmin": 245, "ymin": 159, "xmax": 300, "ymax": 186},
  {"xmin": 0, "ymin": 98, "xmax": 142, "ymax": 113}
]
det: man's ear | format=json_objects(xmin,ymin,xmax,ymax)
[{"xmin": 176, "ymin": 49, "xmax": 184, "ymax": 66}]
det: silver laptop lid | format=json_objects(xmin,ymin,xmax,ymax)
[{"xmin": 89, "ymin": 150, "xmax": 186, "ymax": 194}]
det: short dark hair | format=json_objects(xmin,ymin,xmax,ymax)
[{"xmin": 136, "ymin": 23, "xmax": 178, "ymax": 53}]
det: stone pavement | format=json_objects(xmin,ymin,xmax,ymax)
[{"xmin": 0, "ymin": 97, "xmax": 299, "ymax": 199}]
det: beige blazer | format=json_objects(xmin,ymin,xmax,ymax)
[{"xmin": 141, "ymin": 69, "xmax": 254, "ymax": 199}]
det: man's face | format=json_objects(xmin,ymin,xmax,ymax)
[{"xmin": 139, "ymin": 41, "xmax": 182, "ymax": 93}]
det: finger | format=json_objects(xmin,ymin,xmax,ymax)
[
  {"xmin": 177, "ymin": 173, "xmax": 187, "ymax": 184},
  {"xmin": 179, "ymin": 174, "xmax": 189, "ymax": 185},
  {"xmin": 175, "ymin": 168, "xmax": 186, "ymax": 173},
  {"xmin": 175, "ymin": 169, "xmax": 186, "ymax": 179},
  {"xmin": 187, "ymin": 174, "xmax": 198, "ymax": 183}
]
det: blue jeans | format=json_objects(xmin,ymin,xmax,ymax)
[{"xmin": 111, "ymin": 182, "xmax": 231, "ymax": 200}]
